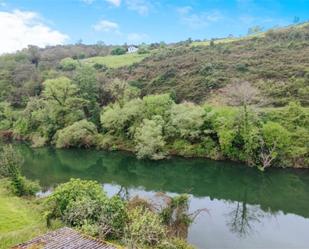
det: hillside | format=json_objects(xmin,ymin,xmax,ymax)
[
  {"xmin": 0, "ymin": 23, "xmax": 308, "ymax": 108},
  {"xmin": 109, "ymin": 23, "xmax": 309, "ymax": 105}
]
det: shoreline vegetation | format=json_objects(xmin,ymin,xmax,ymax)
[
  {"xmin": 0, "ymin": 23, "xmax": 308, "ymax": 171},
  {"xmin": 1, "ymin": 96, "xmax": 308, "ymax": 170}
]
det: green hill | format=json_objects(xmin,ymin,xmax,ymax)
[
  {"xmin": 108, "ymin": 23, "xmax": 309, "ymax": 106},
  {"xmin": 0, "ymin": 23, "xmax": 308, "ymax": 107}
]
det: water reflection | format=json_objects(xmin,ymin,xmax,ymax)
[{"xmin": 13, "ymin": 144, "xmax": 309, "ymax": 249}]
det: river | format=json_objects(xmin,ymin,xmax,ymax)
[{"xmin": 16, "ymin": 144, "xmax": 309, "ymax": 249}]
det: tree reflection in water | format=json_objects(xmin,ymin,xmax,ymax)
[{"xmin": 226, "ymin": 191, "xmax": 275, "ymax": 238}]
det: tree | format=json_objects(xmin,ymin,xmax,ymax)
[
  {"xmin": 134, "ymin": 117, "xmax": 166, "ymax": 160},
  {"xmin": 27, "ymin": 45, "xmax": 40, "ymax": 68},
  {"xmin": 258, "ymin": 122, "xmax": 290, "ymax": 170},
  {"xmin": 42, "ymin": 77, "xmax": 86, "ymax": 132},
  {"xmin": 111, "ymin": 47, "xmax": 127, "ymax": 55},
  {"xmin": 0, "ymin": 102, "xmax": 13, "ymax": 130},
  {"xmin": 105, "ymin": 78, "xmax": 140, "ymax": 106},
  {"xmin": 293, "ymin": 16, "xmax": 300, "ymax": 24},
  {"xmin": 169, "ymin": 102, "xmax": 204, "ymax": 141},
  {"xmin": 55, "ymin": 120, "xmax": 98, "ymax": 148},
  {"xmin": 248, "ymin": 25, "xmax": 263, "ymax": 35},
  {"xmin": 59, "ymin": 57, "xmax": 79, "ymax": 71},
  {"xmin": 142, "ymin": 94, "xmax": 174, "ymax": 119},
  {"xmin": 73, "ymin": 65, "xmax": 100, "ymax": 123},
  {"xmin": 43, "ymin": 77, "xmax": 78, "ymax": 106},
  {"xmin": 100, "ymin": 98, "xmax": 144, "ymax": 137}
]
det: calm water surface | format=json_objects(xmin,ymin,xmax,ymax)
[{"xmin": 16, "ymin": 144, "xmax": 309, "ymax": 249}]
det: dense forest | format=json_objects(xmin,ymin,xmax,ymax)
[{"xmin": 0, "ymin": 23, "xmax": 308, "ymax": 170}]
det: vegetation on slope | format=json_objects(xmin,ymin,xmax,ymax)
[
  {"xmin": 112, "ymin": 23, "xmax": 309, "ymax": 105},
  {"xmin": 82, "ymin": 53, "xmax": 149, "ymax": 69},
  {"xmin": 0, "ymin": 23, "xmax": 308, "ymax": 169}
]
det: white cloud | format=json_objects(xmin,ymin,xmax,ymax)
[
  {"xmin": 106, "ymin": 0, "xmax": 121, "ymax": 6},
  {"xmin": 177, "ymin": 7, "xmax": 222, "ymax": 29},
  {"xmin": 81, "ymin": 0, "xmax": 121, "ymax": 6},
  {"xmin": 0, "ymin": 10, "xmax": 69, "ymax": 54},
  {"xmin": 81, "ymin": 0, "xmax": 95, "ymax": 4},
  {"xmin": 93, "ymin": 19, "xmax": 119, "ymax": 32},
  {"xmin": 127, "ymin": 32, "xmax": 148, "ymax": 43},
  {"xmin": 125, "ymin": 0, "xmax": 151, "ymax": 15},
  {"xmin": 176, "ymin": 6, "xmax": 192, "ymax": 15}
]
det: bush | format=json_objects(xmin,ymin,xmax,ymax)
[
  {"xmin": 45, "ymin": 178, "xmax": 107, "ymax": 219},
  {"xmin": 11, "ymin": 174, "xmax": 41, "ymax": 196},
  {"xmin": 124, "ymin": 207, "xmax": 166, "ymax": 248},
  {"xmin": 54, "ymin": 120, "xmax": 98, "ymax": 148},
  {"xmin": 45, "ymin": 178, "xmax": 126, "ymax": 239}
]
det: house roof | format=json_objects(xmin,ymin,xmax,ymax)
[{"xmin": 12, "ymin": 227, "xmax": 116, "ymax": 249}]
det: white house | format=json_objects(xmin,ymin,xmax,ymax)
[{"xmin": 127, "ymin": 46, "xmax": 138, "ymax": 53}]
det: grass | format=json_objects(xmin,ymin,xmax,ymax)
[
  {"xmin": 82, "ymin": 53, "xmax": 149, "ymax": 68},
  {"xmin": 0, "ymin": 179, "xmax": 49, "ymax": 249},
  {"xmin": 191, "ymin": 33, "xmax": 264, "ymax": 47}
]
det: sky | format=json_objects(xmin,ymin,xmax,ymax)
[{"xmin": 0, "ymin": 0, "xmax": 309, "ymax": 53}]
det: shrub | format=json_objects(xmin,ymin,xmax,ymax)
[
  {"xmin": 63, "ymin": 197, "xmax": 103, "ymax": 227},
  {"xmin": 45, "ymin": 178, "xmax": 126, "ymax": 239},
  {"xmin": 98, "ymin": 196, "xmax": 127, "ymax": 239},
  {"xmin": 45, "ymin": 178, "xmax": 107, "ymax": 219},
  {"xmin": 11, "ymin": 174, "xmax": 41, "ymax": 196},
  {"xmin": 54, "ymin": 120, "xmax": 98, "ymax": 148},
  {"xmin": 124, "ymin": 206, "xmax": 166, "ymax": 248}
]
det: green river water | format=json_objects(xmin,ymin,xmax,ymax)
[{"xmin": 14, "ymin": 144, "xmax": 309, "ymax": 249}]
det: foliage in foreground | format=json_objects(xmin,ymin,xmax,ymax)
[
  {"xmin": 45, "ymin": 178, "xmax": 195, "ymax": 249},
  {"xmin": 0, "ymin": 145, "xmax": 40, "ymax": 196}
]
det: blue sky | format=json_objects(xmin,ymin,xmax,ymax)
[{"xmin": 0, "ymin": 0, "xmax": 308, "ymax": 53}]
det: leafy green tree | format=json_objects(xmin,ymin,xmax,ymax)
[
  {"xmin": 106, "ymin": 78, "xmax": 140, "ymax": 106},
  {"xmin": 73, "ymin": 65, "xmax": 100, "ymax": 124},
  {"xmin": 43, "ymin": 77, "xmax": 86, "ymax": 129},
  {"xmin": 134, "ymin": 116, "xmax": 166, "ymax": 160},
  {"xmin": 101, "ymin": 98, "xmax": 144, "ymax": 137},
  {"xmin": 169, "ymin": 102, "xmax": 204, "ymax": 141},
  {"xmin": 111, "ymin": 47, "xmax": 127, "ymax": 55},
  {"xmin": 43, "ymin": 77, "xmax": 78, "ymax": 106},
  {"xmin": 142, "ymin": 94, "xmax": 174, "ymax": 119},
  {"xmin": 0, "ymin": 102, "xmax": 13, "ymax": 130},
  {"xmin": 55, "ymin": 120, "xmax": 98, "ymax": 148},
  {"xmin": 59, "ymin": 57, "xmax": 79, "ymax": 71},
  {"xmin": 258, "ymin": 122, "xmax": 291, "ymax": 170}
]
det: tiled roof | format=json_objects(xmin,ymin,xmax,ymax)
[{"xmin": 12, "ymin": 227, "xmax": 116, "ymax": 249}]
